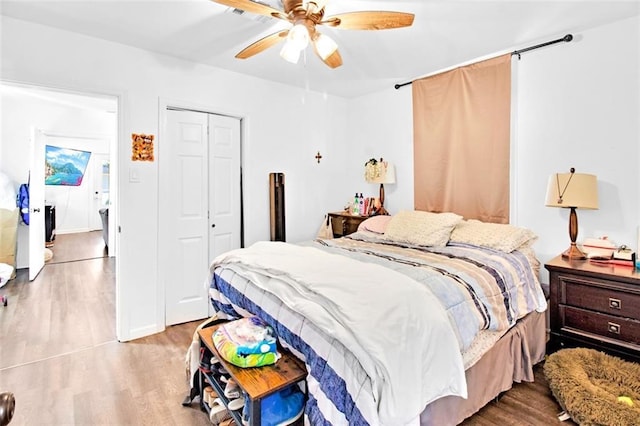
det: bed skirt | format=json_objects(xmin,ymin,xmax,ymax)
[{"xmin": 420, "ymin": 310, "xmax": 546, "ymax": 426}]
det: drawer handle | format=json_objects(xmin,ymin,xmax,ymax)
[
  {"xmin": 609, "ymin": 298, "xmax": 622, "ymax": 310},
  {"xmin": 608, "ymin": 322, "xmax": 621, "ymax": 334}
]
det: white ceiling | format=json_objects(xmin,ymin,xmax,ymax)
[{"xmin": 2, "ymin": 0, "xmax": 639, "ymax": 98}]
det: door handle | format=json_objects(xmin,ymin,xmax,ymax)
[
  {"xmin": 211, "ymin": 224, "xmax": 216, "ymax": 228},
  {"xmin": 32, "ymin": 208, "xmax": 40, "ymax": 213}
]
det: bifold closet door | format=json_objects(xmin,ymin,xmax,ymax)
[
  {"xmin": 269, "ymin": 172, "xmax": 285, "ymax": 242},
  {"xmin": 164, "ymin": 109, "xmax": 210, "ymax": 326},
  {"xmin": 163, "ymin": 109, "xmax": 241, "ymax": 326}
]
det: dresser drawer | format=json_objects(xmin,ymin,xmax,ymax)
[
  {"xmin": 561, "ymin": 305, "xmax": 640, "ymax": 345},
  {"xmin": 329, "ymin": 213, "xmax": 367, "ymax": 237},
  {"xmin": 561, "ymin": 277, "xmax": 640, "ymax": 320}
]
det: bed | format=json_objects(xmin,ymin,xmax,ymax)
[{"xmin": 207, "ymin": 211, "xmax": 548, "ymax": 425}]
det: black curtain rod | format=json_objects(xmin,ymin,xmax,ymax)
[{"xmin": 394, "ymin": 34, "xmax": 573, "ymax": 90}]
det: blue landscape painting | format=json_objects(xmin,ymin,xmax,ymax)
[{"xmin": 45, "ymin": 145, "xmax": 92, "ymax": 186}]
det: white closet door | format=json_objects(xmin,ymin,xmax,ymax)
[
  {"xmin": 164, "ymin": 109, "xmax": 241, "ymax": 326},
  {"xmin": 208, "ymin": 114, "xmax": 241, "ymax": 262},
  {"xmin": 165, "ymin": 109, "xmax": 210, "ymax": 325}
]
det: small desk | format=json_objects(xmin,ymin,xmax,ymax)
[{"xmin": 198, "ymin": 324, "xmax": 307, "ymax": 425}]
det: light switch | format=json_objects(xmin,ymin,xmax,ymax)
[{"xmin": 129, "ymin": 166, "xmax": 140, "ymax": 183}]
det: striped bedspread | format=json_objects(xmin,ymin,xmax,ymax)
[
  {"xmin": 318, "ymin": 234, "xmax": 547, "ymax": 350},
  {"xmin": 207, "ymin": 234, "xmax": 546, "ymax": 425}
]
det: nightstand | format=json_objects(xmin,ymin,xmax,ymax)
[
  {"xmin": 327, "ymin": 211, "xmax": 369, "ymax": 238},
  {"xmin": 545, "ymin": 255, "xmax": 640, "ymax": 362}
]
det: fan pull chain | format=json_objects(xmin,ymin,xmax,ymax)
[{"xmin": 555, "ymin": 167, "xmax": 575, "ymax": 204}]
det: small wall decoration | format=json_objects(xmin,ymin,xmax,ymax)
[{"xmin": 131, "ymin": 133, "xmax": 154, "ymax": 162}]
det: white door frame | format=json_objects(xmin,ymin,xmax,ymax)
[
  {"xmin": 158, "ymin": 98, "xmax": 245, "ymax": 329},
  {"xmin": 2, "ymin": 81, "xmax": 120, "ymax": 334},
  {"xmin": 89, "ymin": 152, "xmax": 111, "ymax": 232},
  {"xmin": 28, "ymin": 128, "xmax": 46, "ymax": 281}
]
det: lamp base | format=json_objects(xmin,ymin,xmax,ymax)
[
  {"xmin": 561, "ymin": 242, "xmax": 587, "ymax": 260},
  {"xmin": 375, "ymin": 206, "xmax": 390, "ymax": 216}
]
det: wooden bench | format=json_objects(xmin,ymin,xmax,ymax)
[{"xmin": 198, "ymin": 324, "xmax": 307, "ymax": 425}]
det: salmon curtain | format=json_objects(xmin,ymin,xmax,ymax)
[{"xmin": 412, "ymin": 54, "xmax": 511, "ymax": 224}]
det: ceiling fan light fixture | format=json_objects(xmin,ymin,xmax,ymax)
[
  {"xmin": 303, "ymin": 0, "xmax": 327, "ymax": 14},
  {"xmin": 287, "ymin": 23, "xmax": 310, "ymax": 50},
  {"xmin": 314, "ymin": 33, "xmax": 338, "ymax": 60},
  {"xmin": 214, "ymin": 0, "xmax": 413, "ymax": 69},
  {"xmin": 280, "ymin": 42, "xmax": 302, "ymax": 64}
]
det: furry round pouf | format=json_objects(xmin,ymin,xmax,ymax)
[
  {"xmin": 544, "ymin": 348, "xmax": 640, "ymax": 426},
  {"xmin": 44, "ymin": 248, "xmax": 53, "ymax": 262}
]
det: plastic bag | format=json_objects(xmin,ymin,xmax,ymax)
[
  {"xmin": 316, "ymin": 215, "xmax": 333, "ymax": 239},
  {"xmin": 0, "ymin": 263, "xmax": 14, "ymax": 288}
]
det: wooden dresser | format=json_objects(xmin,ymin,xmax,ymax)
[{"xmin": 545, "ymin": 255, "xmax": 640, "ymax": 361}]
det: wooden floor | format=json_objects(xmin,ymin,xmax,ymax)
[
  {"xmin": 0, "ymin": 236, "xmax": 570, "ymax": 425},
  {"xmin": 47, "ymin": 230, "xmax": 108, "ymax": 264}
]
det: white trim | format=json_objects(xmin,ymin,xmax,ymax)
[
  {"xmin": 126, "ymin": 324, "xmax": 162, "ymax": 342},
  {"xmin": 0, "ymin": 79, "xmax": 130, "ymax": 343}
]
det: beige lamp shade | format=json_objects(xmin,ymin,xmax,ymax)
[
  {"xmin": 365, "ymin": 160, "xmax": 396, "ymax": 184},
  {"xmin": 545, "ymin": 171, "xmax": 598, "ymax": 209},
  {"xmin": 364, "ymin": 158, "xmax": 395, "ymax": 216}
]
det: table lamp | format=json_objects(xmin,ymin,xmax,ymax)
[
  {"xmin": 365, "ymin": 158, "xmax": 395, "ymax": 215},
  {"xmin": 545, "ymin": 168, "xmax": 598, "ymax": 259}
]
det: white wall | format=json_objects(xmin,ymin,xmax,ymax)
[
  {"xmin": 512, "ymin": 15, "xmax": 639, "ymax": 273},
  {"xmin": 346, "ymin": 86, "xmax": 415, "ymax": 213},
  {"xmin": 3, "ymin": 13, "xmax": 637, "ymax": 340},
  {"xmin": 0, "ymin": 92, "xmax": 115, "ymax": 267},
  {"xmin": 347, "ymin": 15, "xmax": 640, "ymax": 283},
  {"xmin": 1, "ymin": 15, "xmax": 350, "ymax": 340}
]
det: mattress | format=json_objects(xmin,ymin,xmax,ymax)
[{"xmin": 207, "ymin": 234, "xmax": 547, "ymax": 425}]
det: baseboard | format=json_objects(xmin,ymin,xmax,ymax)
[
  {"xmin": 55, "ymin": 228, "xmax": 98, "ymax": 235},
  {"xmin": 120, "ymin": 323, "xmax": 163, "ymax": 342}
]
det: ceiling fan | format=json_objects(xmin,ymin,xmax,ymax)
[{"xmin": 211, "ymin": 0, "xmax": 414, "ymax": 68}]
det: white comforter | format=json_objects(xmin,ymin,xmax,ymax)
[{"xmin": 212, "ymin": 241, "xmax": 467, "ymax": 425}]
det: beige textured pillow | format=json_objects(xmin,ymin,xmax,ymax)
[
  {"xmin": 384, "ymin": 210, "xmax": 463, "ymax": 247},
  {"xmin": 450, "ymin": 219, "xmax": 537, "ymax": 252}
]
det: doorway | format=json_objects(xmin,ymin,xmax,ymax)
[
  {"xmin": 40, "ymin": 133, "xmax": 114, "ymax": 266},
  {"xmin": 159, "ymin": 106, "xmax": 242, "ymax": 326},
  {"xmin": 0, "ymin": 82, "xmax": 117, "ymax": 276}
]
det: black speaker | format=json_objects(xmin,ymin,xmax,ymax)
[
  {"xmin": 269, "ymin": 173, "xmax": 285, "ymax": 242},
  {"xmin": 45, "ymin": 204, "xmax": 56, "ymax": 246}
]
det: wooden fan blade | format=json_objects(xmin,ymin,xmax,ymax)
[
  {"xmin": 210, "ymin": 0, "xmax": 286, "ymax": 19},
  {"xmin": 319, "ymin": 48, "xmax": 343, "ymax": 69},
  {"xmin": 322, "ymin": 11, "xmax": 414, "ymax": 30},
  {"xmin": 236, "ymin": 30, "xmax": 289, "ymax": 59}
]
